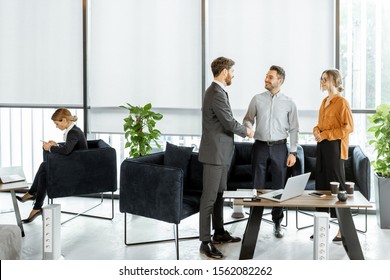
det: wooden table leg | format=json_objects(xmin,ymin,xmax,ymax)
[
  {"xmin": 239, "ymin": 206, "xmax": 264, "ymax": 260},
  {"xmin": 10, "ymin": 190, "xmax": 25, "ymax": 237},
  {"xmin": 336, "ymin": 207, "xmax": 364, "ymax": 260}
]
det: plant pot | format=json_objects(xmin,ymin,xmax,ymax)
[{"xmin": 374, "ymin": 173, "xmax": 390, "ymax": 229}]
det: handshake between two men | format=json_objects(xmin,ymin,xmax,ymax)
[{"xmin": 245, "ymin": 126, "xmax": 255, "ymax": 139}]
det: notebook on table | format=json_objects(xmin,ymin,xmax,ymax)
[
  {"xmin": 223, "ymin": 189, "xmax": 257, "ymax": 198},
  {"xmin": 258, "ymin": 172, "xmax": 311, "ymax": 202}
]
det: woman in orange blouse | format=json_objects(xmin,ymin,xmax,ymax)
[{"xmin": 313, "ymin": 69, "xmax": 354, "ymax": 241}]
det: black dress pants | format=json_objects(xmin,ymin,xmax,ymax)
[
  {"xmin": 251, "ymin": 140, "xmax": 288, "ymax": 222},
  {"xmin": 28, "ymin": 162, "xmax": 47, "ymax": 210},
  {"xmin": 315, "ymin": 140, "xmax": 346, "ymax": 218}
]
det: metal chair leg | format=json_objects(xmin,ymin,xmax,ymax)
[
  {"xmin": 329, "ymin": 207, "xmax": 368, "ymax": 233},
  {"xmin": 49, "ymin": 192, "xmax": 115, "ymax": 225},
  {"xmin": 123, "ymin": 213, "xmax": 198, "ymax": 260},
  {"xmin": 226, "ymin": 205, "xmax": 288, "ymax": 227},
  {"xmin": 259, "ymin": 207, "xmax": 288, "ymax": 227},
  {"xmin": 295, "ymin": 208, "xmax": 315, "ymax": 230},
  {"xmin": 174, "ymin": 224, "xmax": 179, "ymax": 260}
]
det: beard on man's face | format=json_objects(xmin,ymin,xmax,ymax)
[{"xmin": 225, "ymin": 74, "xmax": 233, "ymax": 86}]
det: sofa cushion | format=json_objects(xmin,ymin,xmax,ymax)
[
  {"xmin": 232, "ymin": 142, "xmax": 252, "ymax": 165},
  {"xmin": 164, "ymin": 142, "xmax": 193, "ymax": 182},
  {"xmin": 230, "ymin": 164, "xmax": 252, "ymax": 182},
  {"xmin": 304, "ymin": 156, "xmax": 316, "ymax": 180}
]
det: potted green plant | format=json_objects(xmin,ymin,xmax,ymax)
[
  {"xmin": 368, "ymin": 103, "xmax": 390, "ymax": 229},
  {"xmin": 120, "ymin": 103, "xmax": 163, "ymax": 158}
]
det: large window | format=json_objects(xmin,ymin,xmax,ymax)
[
  {"xmin": 339, "ymin": 0, "xmax": 390, "ymax": 109},
  {"xmin": 1, "ymin": 0, "xmax": 388, "ymax": 201},
  {"xmin": 339, "ymin": 0, "xmax": 390, "ymax": 157}
]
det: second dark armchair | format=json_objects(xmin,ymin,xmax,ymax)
[{"xmin": 120, "ymin": 143, "xmax": 202, "ymax": 260}]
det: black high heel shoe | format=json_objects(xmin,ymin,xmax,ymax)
[
  {"xmin": 22, "ymin": 210, "xmax": 42, "ymax": 224},
  {"xmin": 16, "ymin": 194, "xmax": 36, "ymax": 203},
  {"xmin": 332, "ymin": 235, "xmax": 342, "ymax": 242}
]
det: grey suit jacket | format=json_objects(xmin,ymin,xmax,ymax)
[{"xmin": 199, "ymin": 82, "xmax": 247, "ymax": 165}]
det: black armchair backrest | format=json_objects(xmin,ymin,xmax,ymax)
[
  {"xmin": 45, "ymin": 139, "xmax": 117, "ymax": 198},
  {"xmin": 186, "ymin": 152, "xmax": 203, "ymax": 193},
  {"xmin": 349, "ymin": 145, "xmax": 371, "ymax": 200},
  {"xmin": 120, "ymin": 153, "xmax": 186, "ymax": 224},
  {"xmin": 232, "ymin": 142, "xmax": 253, "ymax": 165}
]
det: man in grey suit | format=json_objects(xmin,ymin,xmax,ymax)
[{"xmin": 198, "ymin": 57, "xmax": 254, "ymax": 259}]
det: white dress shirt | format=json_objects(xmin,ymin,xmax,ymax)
[
  {"xmin": 213, "ymin": 80, "xmax": 227, "ymax": 92},
  {"xmin": 63, "ymin": 123, "xmax": 75, "ymax": 141}
]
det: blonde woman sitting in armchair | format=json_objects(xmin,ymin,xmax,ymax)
[{"xmin": 16, "ymin": 108, "xmax": 87, "ymax": 223}]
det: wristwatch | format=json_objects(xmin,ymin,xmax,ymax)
[{"xmin": 290, "ymin": 152, "xmax": 297, "ymax": 157}]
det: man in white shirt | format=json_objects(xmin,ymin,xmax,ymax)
[{"xmin": 243, "ymin": 65, "xmax": 299, "ymax": 238}]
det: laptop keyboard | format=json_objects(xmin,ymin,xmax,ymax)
[{"xmin": 272, "ymin": 193, "xmax": 282, "ymax": 199}]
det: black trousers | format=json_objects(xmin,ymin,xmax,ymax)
[
  {"xmin": 28, "ymin": 162, "xmax": 47, "ymax": 210},
  {"xmin": 315, "ymin": 140, "xmax": 346, "ymax": 218},
  {"xmin": 251, "ymin": 140, "xmax": 288, "ymax": 222}
]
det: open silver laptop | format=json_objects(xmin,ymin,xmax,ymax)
[{"xmin": 258, "ymin": 172, "xmax": 311, "ymax": 202}]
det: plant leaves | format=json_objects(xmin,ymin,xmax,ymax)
[{"xmin": 122, "ymin": 102, "xmax": 163, "ymax": 158}]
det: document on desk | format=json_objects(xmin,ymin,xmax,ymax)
[{"xmin": 223, "ymin": 189, "xmax": 257, "ymax": 198}]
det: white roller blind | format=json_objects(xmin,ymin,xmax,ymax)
[
  {"xmin": 0, "ymin": 0, "xmax": 83, "ymax": 106},
  {"xmin": 207, "ymin": 0, "xmax": 335, "ymax": 133},
  {"xmin": 88, "ymin": 0, "xmax": 202, "ymax": 135},
  {"xmin": 89, "ymin": 0, "xmax": 334, "ymax": 135}
]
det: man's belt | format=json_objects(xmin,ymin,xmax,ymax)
[{"xmin": 257, "ymin": 139, "xmax": 287, "ymax": 146}]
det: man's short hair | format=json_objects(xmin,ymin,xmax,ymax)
[
  {"xmin": 211, "ymin": 57, "xmax": 235, "ymax": 77},
  {"xmin": 270, "ymin": 65, "xmax": 286, "ymax": 82}
]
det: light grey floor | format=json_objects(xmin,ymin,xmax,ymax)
[{"xmin": 1, "ymin": 192, "xmax": 390, "ymax": 260}]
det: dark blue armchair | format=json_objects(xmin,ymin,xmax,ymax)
[
  {"xmin": 46, "ymin": 139, "xmax": 117, "ymax": 222},
  {"xmin": 120, "ymin": 149, "xmax": 202, "ymax": 260}
]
